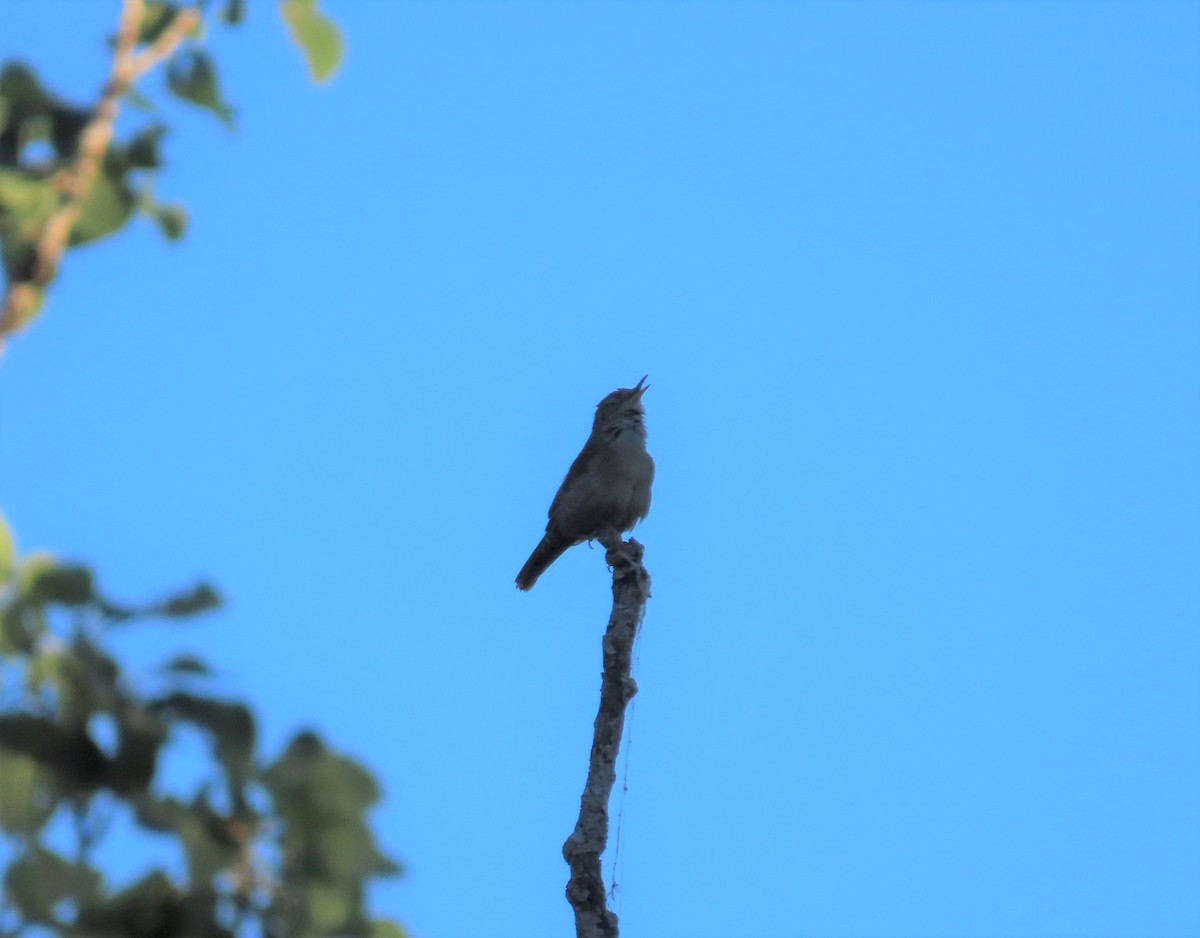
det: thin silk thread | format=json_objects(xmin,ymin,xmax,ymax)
[{"xmin": 608, "ymin": 625, "xmax": 644, "ymax": 906}]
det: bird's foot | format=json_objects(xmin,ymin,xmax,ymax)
[{"xmin": 605, "ymin": 536, "xmax": 648, "ymax": 587}]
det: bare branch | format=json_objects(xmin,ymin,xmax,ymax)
[{"xmin": 563, "ymin": 536, "xmax": 650, "ymax": 938}]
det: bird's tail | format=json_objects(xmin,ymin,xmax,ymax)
[{"xmin": 516, "ymin": 533, "xmax": 570, "ymax": 590}]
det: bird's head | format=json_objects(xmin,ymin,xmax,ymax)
[{"xmin": 593, "ymin": 375, "xmax": 649, "ymax": 437}]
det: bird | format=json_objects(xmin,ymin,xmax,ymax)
[{"xmin": 516, "ymin": 376, "xmax": 655, "ymax": 590}]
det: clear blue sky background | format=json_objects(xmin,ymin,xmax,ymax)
[{"xmin": 2, "ymin": 3, "xmax": 1198, "ymax": 937}]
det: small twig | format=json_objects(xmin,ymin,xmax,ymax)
[
  {"xmin": 0, "ymin": 0, "xmax": 200, "ymax": 344},
  {"xmin": 562, "ymin": 536, "xmax": 650, "ymax": 938},
  {"xmin": 607, "ymin": 682, "xmax": 638, "ymax": 901}
]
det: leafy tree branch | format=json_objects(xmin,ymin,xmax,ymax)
[
  {"xmin": 0, "ymin": 5, "xmax": 399, "ymax": 936},
  {"xmin": 0, "ymin": 517, "xmax": 405, "ymax": 938},
  {"xmin": 0, "ymin": 0, "xmax": 343, "ymax": 355}
]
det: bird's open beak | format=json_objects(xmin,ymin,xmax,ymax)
[{"xmin": 633, "ymin": 375, "xmax": 649, "ymax": 397}]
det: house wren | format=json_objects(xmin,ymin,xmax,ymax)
[{"xmin": 516, "ymin": 376, "xmax": 655, "ymax": 590}]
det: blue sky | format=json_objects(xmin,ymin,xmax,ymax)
[{"xmin": 2, "ymin": 2, "xmax": 1198, "ymax": 937}]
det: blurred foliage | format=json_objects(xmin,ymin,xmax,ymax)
[
  {"xmin": 0, "ymin": 0, "xmax": 344, "ymax": 335},
  {"xmin": 0, "ymin": 5, "xmax": 395, "ymax": 934},
  {"xmin": 0, "ymin": 516, "xmax": 405, "ymax": 937}
]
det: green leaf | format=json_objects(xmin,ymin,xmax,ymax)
[
  {"xmin": 161, "ymin": 580, "xmax": 221, "ymax": 617},
  {"xmin": 0, "ymin": 167, "xmax": 58, "ymax": 239},
  {"xmin": 305, "ymin": 880, "xmax": 356, "ymax": 931},
  {"xmin": 3, "ymin": 845, "xmax": 102, "ymax": 924},
  {"xmin": 264, "ymin": 730, "xmax": 402, "ymax": 928},
  {"xmin": 0, "ymin": 750, "xmax": 58, "ymax": 835},
  {"xmin": 0, "ymin": 714, "xmax": 108, "ymax": 792},
  {"xmin": 153, "ymin": 202, "xmax": 188, "ymax": 240},
  {"xmin": 123, "ymin": 85, "xmax": 158, "ymax": 112},
  {"xmin": 48, "ymin": 104, "xmax": 89, "ymax": 160},
  {"xmin": 162, "ymin": 653, "xmax": 211, "ymax": 675},
  {"xmin": 29, "ymin": 562, "xmax": 94, "ymax": 605},
  {"xmin": 0, "ymin": 62, "xmax": 52, "ymax": 110},
  {"xmin": 71, "ymin": 162, "xmax": 136, "ymax": 245},
  {"xmin": 266, "ymin": 732, "xmax": 382, "ymax": 819},
  {"xmin": 1, "ymin": 598, "xmax": 42, "ymax": 653},
  {"xmin": 139, "ymin": 1, "xmax": 184, "ymax": 44},
  {"xmin": 76, "ymin": 871, "xmax": 186, "ymax": 938},
  {"xmin": 132, "ymin": 794, "xmax": 244, "ymax": 884},
  {"xmin": 0, "ymin": 510, "xmax": 14, "ymax": 584},
  {"xmin": 17, "ymin": 550, "xmax": 59, "ymax": 594},
  {"xmin": 221, "ymin": 0, "xmax": 247, "ymax": 25},
  {"xmin": 0, "ymin": 63, "xmax": 53, "ymax": 159},
  {"xmin": 280, "ymin": 0, "xmax": 345, "ymax": 83},
  {"xmin": 371, "ymin": 920, "xmax": 411, "ymax": 938},
  {"xmin": 0, "ymin": 65, "xmax": 90, "ymax": 164},
  {"xmin": 0, "ymin": 64, "xmax": 51, "ymax": 165},
  {"xmin": 150, "ymin": 692, "xmax": 255, "ymax": 787},
  {"xmin": 316, "ymin": 818, "xmax": 402, "ymax": 880},
  {"xmin": 166, "ymin": 49, "xmax": 236, "ymax": 127},
  {"xmin": 105, "ymin": 702, "xmax": 168, "ymax": 796},
  {"xmin": 26, "ymin": 640, "xmax": 64, "ymax": 687},
  {"xmin": 54, "ymin": 634, "xmax": 122, "ymax": 724},
  {"xmin": 124, "ymin": 123, "xmax": 166, "ymax": 170}
]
